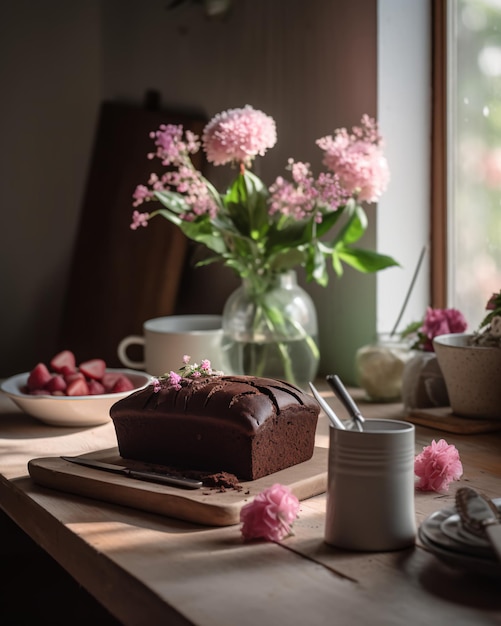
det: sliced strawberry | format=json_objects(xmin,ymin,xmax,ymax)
[
  {"xmin": 29, "ymin": 389, "xmax": 50, "ymax": 396},
  {"xmin": 64, "ymin": 371, "xmax": 85, "ymax": 385},
  {"xmin": 50, "ymin": 390, "xmax": 65, "ymax": 396},
  {"xmin": 60, "ymin": 364, "xmax": 77, "ymax": 377},
  {"xmin": 50, "ymin": 350, "xmax": 76, "ymax": 373},
  {"xmin": 112, "ymin": 375, "xmax": 135, "ymax": 393},
  {"xmin": 66, "ymin": 378, "xmax": 90, "ymax": 396},
  {"xmin": 27, "ymin": 362, "xmax": 52, "ymax": 391},
  {"xmin": 45, "ymin": 374, "xmax": 67, "ymax": 393},
  {"xmin": 88, "ymin": 379, "xmax": 106, "ymax": 395},
  {"xmin": 101, "ymin": 372, "xmax": 122, "ymax": 392},
  {"xmin": 79, "ymin": 358, "xmax": 106, "ymax": 381}
]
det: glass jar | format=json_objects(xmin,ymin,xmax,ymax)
[
  {"xmin": 355, "ymin": 333, "xmax": 414, "ymax": 402},
  {"xmin": 221, "ymin": 271, "xmax": 319, "ymax": 389}
]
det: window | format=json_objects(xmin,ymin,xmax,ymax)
[{"xmin": 446, "ymin": 0, "xmax": 501, "ymax": 327}]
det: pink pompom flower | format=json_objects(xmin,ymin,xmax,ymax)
[
  {"xmin": 414, "ymin": 439, "xmax": 463, "ymax": 492},
  {"xmin": 202, "ymin": 105, "xmax": 277, "ymax": 167},
  {"xmin": 240, "ymin": 483, "xmax": 300, "ymax": 542}
]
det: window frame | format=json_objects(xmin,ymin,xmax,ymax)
[{"xmin": 431, "ymin": 0, "xmax": 448, "ymax": 308}]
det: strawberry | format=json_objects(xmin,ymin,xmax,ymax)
[
  {"xmin": 27, "ymin": 362, "xmax": 52, "ymax": 391},
  {"xmin": 88, "ymin": 379, "xmax": 106, "ymax": 395},
  {"xmin": 112, "ymin": 375, "xmax": 135, "ymax": 393},
  {"xmin": 79, "ymin": 358, "xmax": 106, "ymax": 381},
  {"xmin": 60, "ymin": 364, "xmax": 77, "ymax": 377},
  {"xmin": 64, "ymin": 371, "xmax": 85, "ymax": 385},
  {"xmin": 50, "ymin": 350, "xmax": 76, "ymax": 374},
  {"xmin": 66, "ymin": 378, "xmax": 90, "ymax": 396},
  {"xmin": 101, "ymin": 372, "xmax": 121, "ymax": 392},
  {"xmin": 45, "ymin": 374, "xmax": 67, "ymax": 393}
]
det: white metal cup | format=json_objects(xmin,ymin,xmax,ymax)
[
  {"xmin": 324, "ymin": 419, "xmax": 416, "ymax": 551},
  {"xmin": 117, "ymin": 315, "xmax": 224, "ymax": 376}
]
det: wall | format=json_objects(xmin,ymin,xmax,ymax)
[
  {"xmin": 0, "ymin": 0, "xmax": 428, "ymax": 383},
  {"xmin": 0, "ymin": 1, "xmax": 101, "ymax": 377}
]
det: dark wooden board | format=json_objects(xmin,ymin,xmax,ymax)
[
  {"xmin": 407, "ymin": 406, "xmax": 501, "ymax": 434},
  {"xmin": 59, "ymin": 100, "xmax": 207, "ymax": 366}
]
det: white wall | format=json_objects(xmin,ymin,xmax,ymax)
[
  {"xmin": 377, "ymin": 0, "xmax": 431, "ymax": 335},
  {"xmin": 0, "ymin": 0, "xmax": 430, "ymax": 383}
]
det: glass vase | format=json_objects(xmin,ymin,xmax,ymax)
[{"xmin": 221, "ymin": 270, "xmax": 319, "ymax": 389}]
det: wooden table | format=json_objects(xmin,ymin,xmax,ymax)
[{"xmin": 1, "ymin": 385, "xmax": 501, "ymax": 626}]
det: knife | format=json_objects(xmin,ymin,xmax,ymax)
[
  {"xmin": 61, "ymin": 456, "xmax": 203, "ymax": 490},
  {"xmin": 455, "ymin": 486, "xmax": 501, "ymax": 561}
]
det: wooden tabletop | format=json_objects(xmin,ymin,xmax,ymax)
[{"xmin": 1, "ymin": 384, "xmax": 501, "ymax": 626}]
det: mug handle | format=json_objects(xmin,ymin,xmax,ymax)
[{"xmin": 117, "ymin": 335, "xmax": 146, "ymax": 370}]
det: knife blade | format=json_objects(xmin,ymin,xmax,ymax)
[
  {"xmin": 455, "ymin": 486, "xmax": 501, "ymax": 561},
  {"xmin": 61, "ymin": 456, "xmax": 203, "ymax": 490}
]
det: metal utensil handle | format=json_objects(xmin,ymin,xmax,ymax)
[
  {"xmin": 326, "ymin": 375, "xmax": 365, "ymax": 427},
  {"xmin": 308, "ymin": 382, "xmax": 346, "ymax": 430}
]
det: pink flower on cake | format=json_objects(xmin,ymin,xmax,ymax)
[
  {"xmin": 168, "ymin": 371, "xmax": 182, "ymax": 390},
  {"xmin": 202, "ymin": 105, "xmax": 277, "ymax": 167},
  {"xmin": 414, "ymin": 439, "xmax": 463, "ymax": 492},
  {"xmin": 240, "ymin": 483, "xmax": 300, "ymax": 542}
]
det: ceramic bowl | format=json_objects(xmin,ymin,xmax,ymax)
[
  {"xmin": 1, "ymin": 368, "xmax": 151, "ymax": 427},
  {"xmin": 433, "ymin": 333, "xmax": 501, "ymax": 419}
]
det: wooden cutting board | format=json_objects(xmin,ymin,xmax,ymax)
[
  {"xmin": 28, "ymin": 447, "xmax": 328, "ymax": 527},
  {"xmin": 407, "ymin": 406, "xmax": 501, "ymax": 434}
]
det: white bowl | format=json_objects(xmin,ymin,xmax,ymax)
[
  {"xmin": 433, "ymin": 333, "xmax": 501, "ymax": 419},
  {"xmin": 1, "ymin": 368, "xmax": 151, "ymax": 427}
]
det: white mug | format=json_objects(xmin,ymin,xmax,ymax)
[
  {"xmin": 324, "ymin": 419, "xmax": 416, "ymax": 552},
  {"xmin": 117, "ymin": 315, "xmax": 224, "ymax": 376}
]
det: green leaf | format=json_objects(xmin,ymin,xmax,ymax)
[
  {"xmin": 336, "ymin": 245, "xmax": 400, "ymax": 273},
  {"xmin": 153, "ymin": 190, "xmax": 190, "ymax": 215},
  {"xmin": 305, "ymin": 243, "xmax": 328, "ymax": 285},
  {"xmin": 331, "ymin": 249, "xmax": 344, "ymax": 277},
  {"xmin": 314, "ymin": 208, "xmax": 344, "ymax": 238},
  {"xmin": 224, "ymin": 170, "xmax": 269, "ymax": 239},
  {"xmin": 330, "ymin": 204, "xmax": 367, "ymax": 246}
]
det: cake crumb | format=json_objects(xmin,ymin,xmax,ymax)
[{"xmin": 202, "ymin": 471, "xmax": 243, "ymax": 492}]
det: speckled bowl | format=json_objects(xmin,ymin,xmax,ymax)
[{"xmin": 433, "ymin": 333, "xmax": 501, "ymax": 419}]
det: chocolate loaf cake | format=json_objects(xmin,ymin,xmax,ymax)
[{"xmin": 110, "ymin": 375, "xmax": 319, "ymax": 481}]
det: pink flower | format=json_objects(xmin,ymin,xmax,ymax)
[
  {"xmin": 152, "ymin": 377, "xmax": 161, "ymax": 393},
  {"xmin": 240, "ymin": 484, "xmax": 300, "ymax": 542},
  {"xmin": 269, "ymin": 159, "xmax": 345, "ymax": 222},
  {"xmin": 202, "ymin": 105, "xmax": 277, "ymax": 167},
  {"xmin": 317, "ymin": 115, "xmax": 390, "ymax": 203},
  {"xmin": 420, "ymin": 306, "xmax": 467, "ymax": 351},
  {"xmin": 167, "ymin": 371, "xmax": 182, "ymax": 390},
  {"xmin": 130, "ymin": 210, "xmax": 149, "ymax": 230},
  {"xmin": 414, "ymin": 439, "xmax": 463, "ymax": 492},
  {"xmin": 200, "ymin": 359, "xmax": 211, "ymax": 372}
]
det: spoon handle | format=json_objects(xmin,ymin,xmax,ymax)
[
  {"xmin": 308, "ymin": 382, "xmax": 346, "ymax": 430},
  {"xmin": 326, "ymin": 375, "xmax": 365, "ymax": 430}
]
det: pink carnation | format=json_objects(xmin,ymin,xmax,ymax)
[
  {"xmin": 202, "ymin": 105, "xmax": 277, "ymax": 167},
  {"xmin": 317, "ymin": 115, "xmax": 390, "ymax": 203},
  {"xmin": 414, "ymin": 439, "xmax": 463, "ymax": 492},
  {"xmin": 420, "ymin": 306, "xmax": 467, "ymax": 351},
  {"xmin": 240, "ymin": 484, "xmax": 300, "ymax": 542}
]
